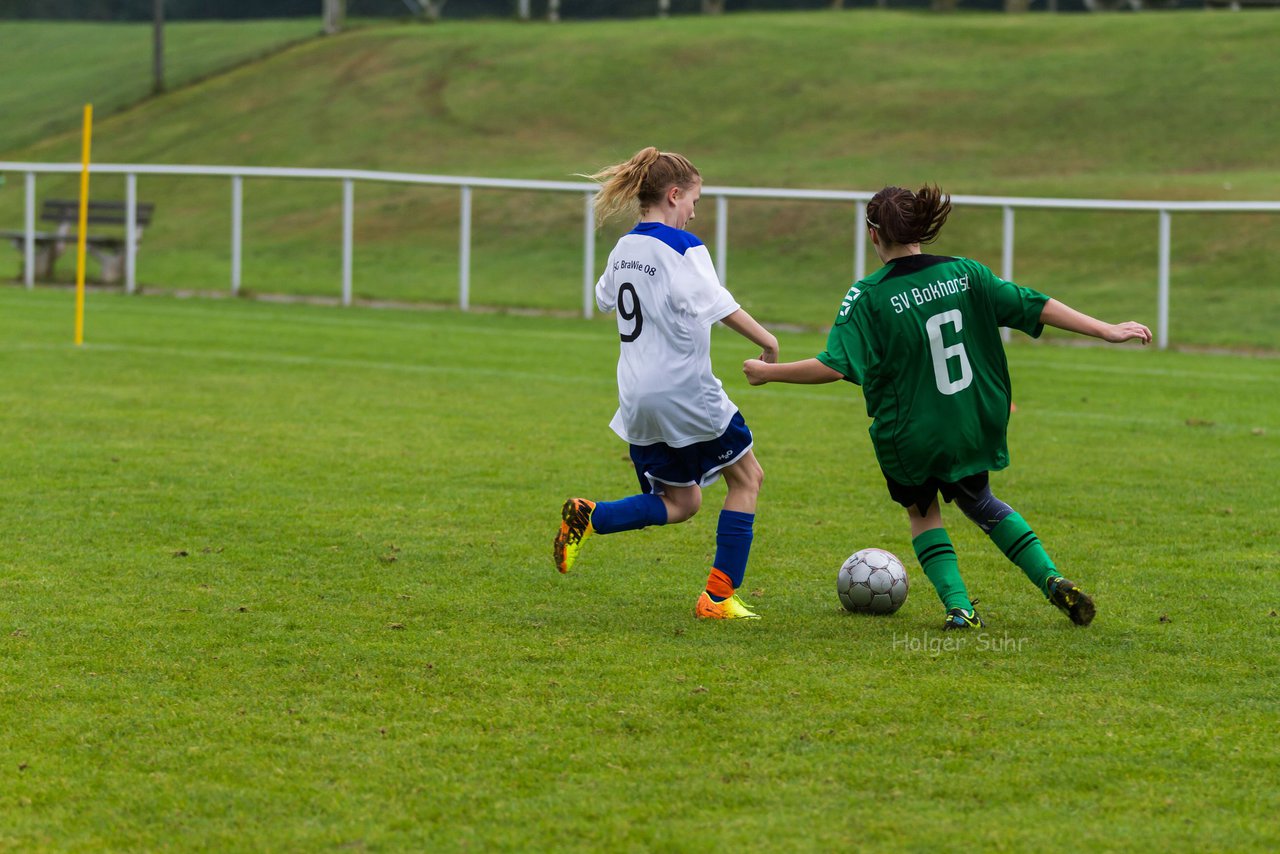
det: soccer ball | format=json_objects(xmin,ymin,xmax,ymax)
[{"xmin": 837, "ymin": 548, "xmax": 909, "ymax": 614}]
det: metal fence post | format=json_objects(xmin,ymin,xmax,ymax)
[
  {"xmin": 231, "ymin": 176, "xmax": 242, "ymax": 295},
  {"xmin": 459, "ymin": 185, "xmax": 472, "ymax": 311},
  {"xmin": 23, "ymin": 171, "xmax": 35, "ymax": 289},
  {"xmin": 855, "ymin": 200, "xmax": 866, "ymax": 283},
  {"xmin": 1001, "ymin": 205, "xmax": 1015, "ymax": 342},
  {"xmin": 1001, "ymin": 205, "xmax": 1015, "ymax": 281},
  {"xmin": 341, "ymin": 178, "xmax": 353, "ymax": 306},
  {"xmin": 715, "ymin": 194, "xmax": 728, "ymax": 286},
  {"xmin": 582, "ymin": 191, "xmax": 595, "ymax": 319},
  {"xmin": 1158, "ymin": 210, "xmax": 1170, "ymax": 350},
  {"xmin": 126, "ymin": 172, "xmax": 138, "ymax": 294}
]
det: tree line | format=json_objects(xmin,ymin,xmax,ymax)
[
  {"xmin": 0, "ymin": 0, "xmax": 1201, "ymax": 19},
  {"xmin": 0, "ymin": 0, "xmax": 1080, "ymax": 20}
]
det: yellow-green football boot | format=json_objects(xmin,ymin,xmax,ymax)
[
  {"xmin": 694, "ymin": 591, "xmax": 761, "ymax": 620},
  {"xmin": 554, "ymin": 498, "xmax": 596, "ymax": 574}
]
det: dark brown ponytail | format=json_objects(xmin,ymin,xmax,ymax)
[{"xmin": 866, "ymin": 184, "xmax": 952, "ymax": 246}]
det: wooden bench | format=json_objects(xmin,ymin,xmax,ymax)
[{"xmin": 2, "ymin": 199, "xmax": 155, "ymax": 284}]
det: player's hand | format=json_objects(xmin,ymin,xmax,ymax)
[
  {"xmin": 1105, "ymin": 321, "xmax": 1152, "ymax": 345},
  {"xmin": 743, "ymin": 359, "xmax": 771, "ymax": 386},
  {"xmin": 758, "ymin": 338, "xmax": 779, "ymax": 364}
]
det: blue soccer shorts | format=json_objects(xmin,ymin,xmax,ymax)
[{"xmin": 629, "ymin": 411, "xmax": 754, "ymax": 495}]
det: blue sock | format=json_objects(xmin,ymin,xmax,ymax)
[
  {"xmin": 591, "ymin": 493, "xmax": 668, "ymax": 535},
  {"xmin": 712, "ymin": 510, "xmax": 755, "ymax": 591}
]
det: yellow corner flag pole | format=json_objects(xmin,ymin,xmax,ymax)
[{"xmin": 74, "ymin": 104, "xmax": 93, "ymax": 347}]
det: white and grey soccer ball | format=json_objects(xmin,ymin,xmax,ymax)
[{"xmin": 837, "ymin": 548, "xmax": 909, "ymax": 614}]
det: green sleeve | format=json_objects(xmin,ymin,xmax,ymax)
[
  {"xmin": 982, "ymin": 265, "xmax": 1049, "ymax": 338},
  {"xmin": 816, "ymin": 302, "xmax": 869, "ymax": 384}
]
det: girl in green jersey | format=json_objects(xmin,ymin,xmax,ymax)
[{"xmin": 743, "ymin": 185, "xmax": 1151, "ymax": 630}]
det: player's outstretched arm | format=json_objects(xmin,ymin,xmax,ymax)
[
  {"xmin": 1040, "ymin": 298, "xmax": 1152, "ymax": 345},
  {"xmin": 721, "ymin": 308, "xmax": 780, "ymax": 363},
  {"xmin": 743, "ymin": 357, "xmax": 844, "ymax": 386}
]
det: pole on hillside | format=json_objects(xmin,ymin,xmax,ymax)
[
  {"xmin": 517, "ymin": 0, "xmax": 531, "ymax": 19},
  {"xmin": 323, "ymin": 0, "xmax": 345, "ymax": 35},
  {"xmin": 74, "ymin": 105, "xmax": 93, "ymax": 347},
  {"xmin": 152, "ymin": 0, "xmax": 165, "ymax": 94}
]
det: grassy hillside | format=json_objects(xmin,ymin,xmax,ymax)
[
  {"xmin": 1, "ymin": 12, "xmax": 1278, "ymax": 349},
  {"xmin": 0, "ymin": 20, "xmax": 321, "ymax": 154}
]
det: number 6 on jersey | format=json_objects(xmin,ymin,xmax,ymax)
[{"xmin": 926, "ymin": 309, "xmax": 973, "ymax": 395}]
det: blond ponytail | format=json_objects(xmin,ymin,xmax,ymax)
[{"xmin": 581, "ymin": 147, "xmax": 700, "ymax": 226}]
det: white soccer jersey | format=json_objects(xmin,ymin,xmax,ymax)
[{"xmin": 595, "ymin": 221, "xmax": 741, "ymax": 448}]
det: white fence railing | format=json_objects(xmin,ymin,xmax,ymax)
[{"xmin": 3, "ymin": 161, "xmax": 1279, "ymax": 349}]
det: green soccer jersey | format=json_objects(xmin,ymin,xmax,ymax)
[{"xmin": 816, "ymin": 254, "xmax": 1049, "ymax": 486}]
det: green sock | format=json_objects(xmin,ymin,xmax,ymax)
[
  {"xmin": 912, "ymin": 528, "xmax": 972, "ymax": 612},
  {"xmin": 989, "ymin": 512, "xmax": 1060, "ymax": 596}
]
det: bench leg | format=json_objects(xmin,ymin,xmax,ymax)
[
  {"xmin": 18, "ymin": 244, "xmax": 58, "ymax": 280},
  {"xmin": 96, "ymin": 252, "xmax": 124, "ymax": 285},
  {"xmin": 8, "ymin": 239, "xmax": 56, "ymax": 281},
  {"xmin": 86, "ymin": 245, "xmax": 124, "ymax": 285}
]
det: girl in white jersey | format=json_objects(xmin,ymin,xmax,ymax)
[{"xmin": 554, "ymin": 147, "xmax": 779, "ymax": 620}]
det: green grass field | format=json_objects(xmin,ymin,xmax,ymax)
[
  {"xmin": 1, "ymin": 9, "xmax": 1277, "ymax": 849},
  {"xmin": 1, "ymin": 286, "xmax": 1276, "ymax": 850},
  {"xmin": 1, "ymin": 12, "xmax": 1278, "ymax": 351}
]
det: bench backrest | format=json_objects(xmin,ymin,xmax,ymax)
[{"xmin": 41, "ymin": 199, "xmax": 155, "ymax": 227}]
